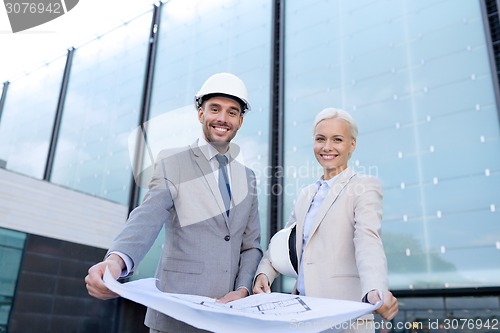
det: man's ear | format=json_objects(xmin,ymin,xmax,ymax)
[
  {"xmin": 237, "ymin": 112, "xmax": 244, "ymax": 129},
  {"xmin": 198, "ymin": 107, "xmax": 204, "ymax": 123}
]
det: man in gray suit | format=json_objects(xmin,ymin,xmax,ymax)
[{"xmin": 85, "ymin": 73, "xmax": 263, "ymax": 333}]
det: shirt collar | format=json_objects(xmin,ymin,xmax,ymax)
[
  {"xmin": 197, "ymin": 136, "xmax": 231, "ymax": 161},
  {"xmin": 315, "ymin": 172, "xmax": 340, "ymax": 190}
]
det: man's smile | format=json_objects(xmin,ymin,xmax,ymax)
[{"xmin": 213, "ymin": 126, "xmax": 229, "ymax": 133}]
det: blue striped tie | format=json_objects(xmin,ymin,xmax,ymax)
[{"xmin": 216, "ymin": 154, "xmax": 231, "ymax": 216}]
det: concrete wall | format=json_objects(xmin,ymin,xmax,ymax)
[{"xmin": 0, "ymin": 168, "xmax": 128, "ymax": 249}]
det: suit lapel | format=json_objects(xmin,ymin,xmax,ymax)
[
  {"xmin": 226, "ymin": 142, "xmax": 248, "ymax": 225},
  {"xmin": 307, "ymin": 168, "xmax": 357, "ymax": 242},
  {"xmin": 228, "ymin": 158, "xmax": 245, "ymax": 219},
  {"xmin": 190, "ymin": 142, "xmax": 229, "ymax": 224},
  {"xmin": 295, "ymin": 184, "xmax": 317, "ymax": 262}
]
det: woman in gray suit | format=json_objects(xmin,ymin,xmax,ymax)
[{"xmin": 253, "ymin": 108, "xmax": 398, "ymax": 332}]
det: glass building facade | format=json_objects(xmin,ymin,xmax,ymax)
[
  {"xmin": 283, "ymin": 0, "xmax": 500, "ymax": 291},
  {"xmin": 0, "ymin": 57, "xmax": 65, "ymax": 179},
  {"xmin": 49, "ymin": 11, "xmax": 153, "ymax": 205},
  {"xmin": 0, "ymin": 0, "xmax": 499, "ymax": 332}
]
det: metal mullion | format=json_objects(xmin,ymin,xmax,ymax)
[
  {"xmin": 43, "ymin": 48, "xmax": 74, "ymax": 181},
  {"xmin": 127, "ymin": 3, "xmax": 162, "ymax": 213},
  {"xmin": 481, "ymin": 0, "xmax": 500, "ymax": 125},
  {"xmin": 0, "ymin": 81, "xmax": 9, "ymax": 123},
  {"xmin": 267, "ymin": 0, "xmax": 285, "ymax": 292}
]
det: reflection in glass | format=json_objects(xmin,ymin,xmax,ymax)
[
  {"xmin": 0, "ymin": 57, "xmax": 66, "ymax": 178},
  {"xmin": 129, "ymin": 0, "xmax": 273, "ymax": 279},
  {"xmin": 0, "ymin": 228, "xmax": 26, "ymax": 331},
  {"xmin": 50, "ymin": 11, "xmax": 153, "ymax": 205},
  {"xmin": 283, "ymin": 0, "xmax": 500, "ymax": 289}
]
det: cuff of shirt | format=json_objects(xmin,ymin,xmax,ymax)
[
  {"xmin": 107, "ymin": 251, "xmax": 133, "ymax": 278},
  {"xmin": 236, "ymin": 286, "xmax": 250, "ymax": 295}
]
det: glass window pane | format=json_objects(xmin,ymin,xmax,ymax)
[
  {"xmin": 131, "ymin": 0, "xmax": 273, "ymax": 279},
  {"xmin": 50, "ymin": 10, "xmax": 153, "ymax": 205},
  {"xmin": 0, "ymin": 228, "xmax": 26, "ymax": 331},
  {"xmin": 0, "ymin": 57, "xmax": 66, "ymax": 178},
  {"xmin": 150, "ymin": 0, "xmax": 272, "ymax": 223},
  {"xmin": 284, "ymin": 0, "xmax": 500, "ymax": 289}
]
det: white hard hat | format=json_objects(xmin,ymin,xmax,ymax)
[
  {"xmin": 194, "ymin": 73, "xmax": 251, "ymax": 113},
  {"xmin": 268, "ymin": 223, "xmax": 298, "ymax": 278}
]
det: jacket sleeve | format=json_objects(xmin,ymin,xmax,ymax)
[
  {"xmin": 254, "ymin": 206, "xmax": 298, "ymax": 288},
  {"xmin": 107, "ymin": 150, "xmax": 175, "ymax": 274},
  {"xmin": 235, "ymin": 170, "xmax": 263, "ymax": 293},
  {"xmin": 352, "ymin": 175, "xmax": 388, "ymax": 296}
]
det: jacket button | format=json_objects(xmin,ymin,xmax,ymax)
[{"xmin": 224, "ymin": 235, "xmax": 230, "ymax": 241}]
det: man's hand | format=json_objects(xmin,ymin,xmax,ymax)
[
  {"xmin": 85, "ymin": 255, "xmax": 124, "ymax": 300},
  {"xmin": 368, "ymin": 290, "xmax": 398, "ymax": 321},
  {"xmin": 252, "ymin": 273, "xmax": 271, "ymax": 294},
  {"xmin": 216, "ymin": 288, "xmax": 248, "ymax": 303}
]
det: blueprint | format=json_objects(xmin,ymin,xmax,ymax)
[{"xmin": 103, "ymin": 267, "xmax": 381, "ymax": 333}]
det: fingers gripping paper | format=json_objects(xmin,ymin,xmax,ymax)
[{"xmin": 103, "ymin": 267, "xmax": 381, "ymax": 333}]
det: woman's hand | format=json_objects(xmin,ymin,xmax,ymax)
[
  {"xmin": 252, "ymin": 273, "xmax": 271, "ymax": 294},
  {"xmin": 368, "ymin": 290, "xmax": 399, "ymax": 320}
]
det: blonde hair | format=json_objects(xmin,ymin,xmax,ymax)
[{"xmin": 313, "ymin": 108, "xmax": 358, "ymax": 139}]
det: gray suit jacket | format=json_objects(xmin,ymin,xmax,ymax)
[{"xmin": 109, "ymin": 140, "xmax": 262, "ymax": 332}]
